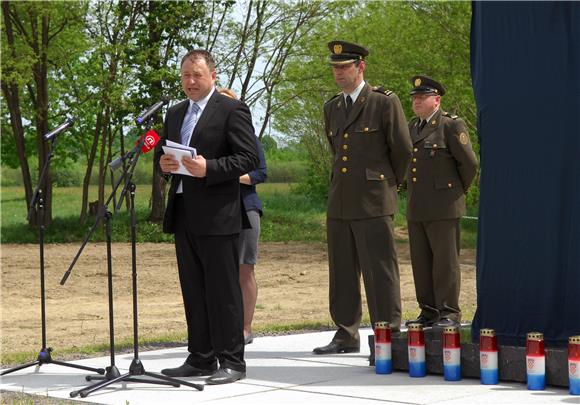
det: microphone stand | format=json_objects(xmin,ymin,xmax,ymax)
[
  {"xmin": 68, "ymin": 119, "xmax": 203, "ymax": 398},
  {"xmin": 1, "ymin": 136, "xmax": 104, "ymax": 377}
]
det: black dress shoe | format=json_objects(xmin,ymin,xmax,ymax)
[
  {"xmin": 405, "ymin": 316, "xmax": 436, "ymax": 327},
  {"xmin": 205, "ymin": 368, "xmax": 246, "ymax": 385},
  {"xmin": 435, "ymin": 318, "xmax": 460, "ymax": 328},
  {"xmin": 313, "ymin": 341, "xmax": 360, "ymax": 355},
  {"xmin": 161, "ymin": 362, "xmax": 217, "ymax": 377}
]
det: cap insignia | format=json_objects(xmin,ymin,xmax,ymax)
[
  {"xmin": 414, "ymin": 78, "xmax": 421, "ymax": 86},
  {"xmin": 333, "ymin": 44, "xmax": 342, "ymax": 54}
]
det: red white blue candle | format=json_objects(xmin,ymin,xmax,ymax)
[
  {"xmin": 408, "ymin": 323, "xmax": 426, "ymax": 377},
  {"xmin": 443, "ymin": 326, "xmax": 461, "ymax": 381},
  {"xmin": 479, "ymin": 328, "xmax": 498, "ymax": 385},
  {"xmin": 526, "ymin": 332, "xmax": 545, "ymax": 390},
  {"xmin": 374, "ymin": 321, "xmax": 392, "ymax": 374},
  {"xmin": 569, "ymin": 336, "xmax": 580, "ymax": 395}
]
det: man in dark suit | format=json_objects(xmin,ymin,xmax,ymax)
[
  {"xmin": 405, "ymin": 75, "xmax": 478, "ymax": 328},
  {"xmin": 155, "ymin": 50, "xmax": 258, "ymax": 384},
  {"xmin": 313, "ymin": 41, "xmax": 412, "ymax": 355}
]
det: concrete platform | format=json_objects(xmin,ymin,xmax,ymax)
[{"xmin": 1, "ymin": 329, "xmax": 577, "ymax": 404}]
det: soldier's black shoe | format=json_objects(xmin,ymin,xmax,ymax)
[
  {"xmin": 161, "ymin": 362, "xmax": 217, "ymax": 377},
  {"xmin": 434, "ymin": 318, "xmax": 460, "ymax": 328},
  {"xmin": 405, "ymin": 316, "xmax": 436, "ymax": 327},
  {"xmin": 313, "ymin": 341, "xmax": 360, "ymax": 355}
]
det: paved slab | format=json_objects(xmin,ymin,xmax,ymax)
[{"xmin": 1, "ymin": 329, "xmax": 577, "ymax": 404}]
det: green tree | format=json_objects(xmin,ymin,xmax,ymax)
[
  {"xmin": 128, "ymin": 0, "xmax": 208, "ymax": 222},
  {"xmin": 272, "ymin": 1, "xmax": 477, "ymax": 202},
  {"xmin": 1, "ymin": 1, "xmax": 88, "ymax": 225}
]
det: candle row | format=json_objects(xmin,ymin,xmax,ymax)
[{"xmin": 373, "ymin": 322, "xmax": 580, "ymax": 395}]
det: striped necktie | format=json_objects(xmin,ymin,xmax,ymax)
[{"xmin": 180, "ymin": 102, "xmax": 200, "ymax": 146}]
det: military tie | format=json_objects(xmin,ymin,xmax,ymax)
[
  {"xmin": 180, "ymin": 102, "xmax": 200, "ymax": 146},
  {"xmin": 345, "ymin": 95, "xmax": 353, "ymax": 116},
  {"xmin": 418, "ymin": 119, "xmax": 427, "ymax": 132}
]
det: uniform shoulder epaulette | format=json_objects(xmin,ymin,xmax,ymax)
[
  {"xmin": 443, "ymin": 111, "xmax": 459, "ymax": 120},
  {"xmin": 325, "ymin": 92, "xmax": 342, "ymax": 104},
  {"xmin": 372, "ymin": 86, "xmax": 393, "ymax": 96}
]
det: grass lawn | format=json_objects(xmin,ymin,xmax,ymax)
[{"xmin": 0, "ymin": 184, "xmax": 477, "ymax": 247}]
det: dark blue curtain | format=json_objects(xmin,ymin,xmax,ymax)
[{"xmin": 470, "ymin": 1, "xmax": 580, "ymax": 346}]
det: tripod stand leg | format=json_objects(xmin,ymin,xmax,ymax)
[
  {"xmin": 71, "ymin": 371, "xmax": 129, "ymax": 398},
  {"xmin": 84, "ymin": 375, "xmax": 178, "ymax": 386},
  {"xmin": 0, "ymin": 361, "xmax": 40, "ymax": 376},
  {"xmin": 49, "ymin": 360, "xmax": 105, "ymax": 374},
  {"xmin": 144, "ymin": 371, "xmax": 204, "ymax": 391}
]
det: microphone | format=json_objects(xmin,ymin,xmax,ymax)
[
  {"xmin": 137, "ymin": 129, "xmax": 161, "ymax": 153},
  {"xmin": 108, "ymin": 130, "xmax": 160, "ymax": 171},
  {"xmin": 135, "ymin": 96, "xmax": 171, "ymax": 125},
  {"xmin": 44, "ymin": 118, "xmax": 75, "ymax": 140}
]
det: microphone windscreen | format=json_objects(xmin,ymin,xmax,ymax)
[{"xmin": 137, "ymin": 130, "xmax": 161, "ymax": 153}]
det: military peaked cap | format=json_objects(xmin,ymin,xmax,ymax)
[
  {"xmin": 409, "ymin": 75, "xmax": 446, "ymax": 96},
  {"xmin": 328, "ymin": 40, "xmax": 369, "ymax": 65}
]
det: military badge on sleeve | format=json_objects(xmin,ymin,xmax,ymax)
[{"xmin": 459, "ymin": 132, "xmax": 469, "ymax": 145}]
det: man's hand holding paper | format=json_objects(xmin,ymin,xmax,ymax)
[{"xmin": 161, "ymin": 140, "xmax": 200, "ymax": 177}]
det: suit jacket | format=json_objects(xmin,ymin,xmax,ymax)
[
  {"xmin": 406, "ymin": 109, "xmax": 479, "ymax": 221},
  {"xmin": 324, "ymin": 83, "xmax": 412, "ymax": 219},
  {"xmin": 155, "ymin": 91, "xmax": 259, "ymax": 235}
]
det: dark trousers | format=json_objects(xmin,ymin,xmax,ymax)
[
  {"xmin": 173, "ymin": 197, "xmax": 245, "ymax": 372},
  {"xmin": 327, "ymin": 216, "xmax": 402, "ymax": 346},
  {"xmin": 407, "ymin": 218, "xmax": 461, "ymax": 322}
]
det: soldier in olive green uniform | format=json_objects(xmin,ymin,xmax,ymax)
[
  {"xmin": 313, "ymin": 41, "xmax": 412, "ymax": 355},
  {"xmin": 405, "ymin": 75, "xmax": 478, "ymax": 328}
]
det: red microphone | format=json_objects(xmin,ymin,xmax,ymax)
[
  {"xmin": 135, "ymin": 129, "xmax": 160, "ymax": 153},
  {"xmin": 109, "ymin": 130, "xmax": 161, "ymax": 171}
]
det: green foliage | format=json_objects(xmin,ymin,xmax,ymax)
[
  {"xmin": 261, "ymin": 135, "xmax": 278, "ymax": 152},
  {"xmin": 271, "ymin": 1, "xmax": 479, "ymax": 200},
  {"xmin": 266, "ymin": 160, "xmax": 308, "ymax": 183},
  {"xmin": 259, "ymin": 183, "xmax": 327, "ymax": 242}
]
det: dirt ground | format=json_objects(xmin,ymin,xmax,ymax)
[{"xmin": 0, "ymin": 239, "xmax": 476, "ymax": 362}]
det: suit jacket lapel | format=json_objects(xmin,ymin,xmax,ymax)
[
  {"xmin": 344, "ymin": 83, "xmax": 370, "ymax": 129},
  {"xmin": 412, "ymin": 109, "xmax": 442, "ymax": 144},
  {"xmin": 189, "ymin": 90, "xmax": 221, "ymax": 147}
]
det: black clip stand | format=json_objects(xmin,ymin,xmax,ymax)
[
  {"xmin": 1, "ymin": 136, "xmax": 104, "ymax": 377},
  {"xmin": 64, "ymin": 122, "xmax": 203, "ymax": 398}
]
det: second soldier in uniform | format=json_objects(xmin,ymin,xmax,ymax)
[
  {"xmin": 313, "ymin": 41, "xmax": 412, "ymax": 355},
  {"xmin": 405, "ymin": 75, "xmax": 478, "ymax": 328}
]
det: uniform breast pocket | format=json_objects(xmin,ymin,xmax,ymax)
[
  {"xmin": 366, "ymin": 167, "xmax": 396, "ymax": 186},
  {"xmin": 424, "ymin": 142, "xmax": 450, "ymax": 158},
  {"xmin": 434, "ymin": 176, "xmax": 462, "ymax": 190},
  {"xmin": 354, "ymin": 124, "xmax": 380, "ymax": 136}
]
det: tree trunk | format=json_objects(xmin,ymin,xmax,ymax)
[
  {"xmin": 80, "ymin": 111, "xmax": 102, "ymax": 224},
  {"xmin": 1, "ymin": 2, "xmax": 34, "ymax": 222},
  {"xmin": 147, "ymin": 0, "xmax": 167, "ymax": 223},
  {"xmin": 29, "ymin": 5, "xmax": 53, "ymax": 225}
]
